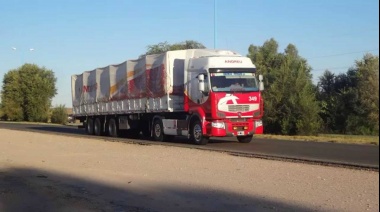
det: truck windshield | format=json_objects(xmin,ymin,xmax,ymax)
[{"xmin": 210, "ymin": 72, "xmax": 258, "ymax": 92}]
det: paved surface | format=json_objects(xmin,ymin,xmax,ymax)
[
  {"xmin": 0, "ymin": 122, "xmax": 378, "ymax": 169},
  {"xmin": 1, "ymin": 129, "xmax": 379, "ymax": 212}
]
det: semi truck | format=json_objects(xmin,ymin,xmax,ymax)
[{"xmin": 71, "ymin": 49, "xmax": 264, "ymax": 145}]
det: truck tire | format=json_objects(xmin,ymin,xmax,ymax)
[
  {"xmin": 190, "ymin": 120, "xmax": 209, "ymax": 145},
  {"xmin": 108, "ymin": 118, "xmax": 118, "ymax": 137},
  {"xmin": 237, "ymin": 135, "xmax": 252, "ymax": 143},
  {"xmin": 86, "ymin": 118, "xmax": 94, "ymax": 135},
  {"xmin": 94, "ymin": 118, "xmax": 103, "ymax": 136},
  {"xmin": 153, "ymin": 119, "xmax": 165, "ymax": 142}
]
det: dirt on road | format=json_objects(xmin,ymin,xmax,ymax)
[{"xmin": 0, "ymin": 129, "xmax": 378, "ymax": 212}]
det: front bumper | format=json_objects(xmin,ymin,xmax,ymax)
[{"xmin": 206, "ymin": 119, "xmax": 263, "ymax": 137}]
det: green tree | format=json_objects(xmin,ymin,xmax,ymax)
[
  {"xmin": 318, "ymin": 70, "xmax": 357, "ymax": 134},
  {"xmin": 0, "ymin": 101, "xmax": 3, "ymax": 119},
  {"xmin": 248, "ymin": 39, "xmax": 321, "ymax": 135},
  {"xmin": 170, "ymin": 40, "xmax": 206, "ymax": 50},
  {"xmin": 317, "ymin": 54, "xmax": 379, "ymax": 135},
  {"xmin": 142, "ymin": 40, "xmax": 206, "ymax": 56},
  {"xmin": 317, "ymin": 70, "xmax": 337, "ymax": 132},
  {"xmin": 356, "ymin": 54, "xmax": 379, "ymax": 134},
  {"xmin": 1, "ymin": 70, "xmax": 23, "ymax": 121},
  {"xmin": 1, "ymin": 64, "xmax": 57, "ymax": 122},
  {"xmin": 51, "ymin": 104, "xmax": 68, "ymax": 125}
]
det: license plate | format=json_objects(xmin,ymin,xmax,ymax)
[{"xmin": 237, "ymin": 131, "xmax": 245, "ymax": 136}]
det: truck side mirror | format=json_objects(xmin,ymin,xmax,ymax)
[
  {"xmin": 198, "ymin": 74, "xmax": 205, "ymax": 92},
  {"xmin": 259, "ymin": 74, "xmax": 264, "ymax": 91}
]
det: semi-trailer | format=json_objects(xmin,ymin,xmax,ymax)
[{"xmin": 71, "ymin": 49, "xmax": 264, "ymax": 145}]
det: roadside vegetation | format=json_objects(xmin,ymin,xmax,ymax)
[
  {"xmin": 0, "ymin": 64, "xmax": 57, "ymax": 122},
  {"xmin": 256, "ymin": 134, "xmax": 379, "ymax": 145},
  {"xmin": 50, "ymin": 105, "xmax": 68, "ymax": 125},
  {"xmin": 0, "ymin": 39, "xmax": 378, "ymax": 144}
]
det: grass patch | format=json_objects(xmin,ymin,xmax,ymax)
[
  {"xmin": 0, "ymin": 121, "xmax": 57, "ymax": 125},
  {"xmin": 255, "ymin": 134, "xmax": 379, "ymax": 145}
]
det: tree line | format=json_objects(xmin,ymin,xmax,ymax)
[
  {"xmin": 1, "ymin": 39, "xmax": 378, "ymax": 135},
  {"xmin": 247, "ymin": 38, "xmax": 378, "ymax": 136}
]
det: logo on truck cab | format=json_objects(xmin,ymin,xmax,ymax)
[
  {"xmin": 217, "ymin": 94, "xmax": 260, "ymax": 114},
  {"xmin": 225, "ymin": 60, "xmax": 242, "ymax": 63}
]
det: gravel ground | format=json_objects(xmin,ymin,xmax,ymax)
[{"xmin": 0, "ymin": 129, "xmax": 378, "ymax": 212}]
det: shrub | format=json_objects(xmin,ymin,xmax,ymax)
[{"xmin": 51, "ymin": 105, "xmax": 68, "ymax": 125}]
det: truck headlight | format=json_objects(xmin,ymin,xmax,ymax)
[{"xmin": 212, "ymin": 122, "xmax": 225, "ymax": 129}]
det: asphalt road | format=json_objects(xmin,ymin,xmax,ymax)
[{"xmin": 0, "ymin": 122, "xmax": 378, "ymax": 169}]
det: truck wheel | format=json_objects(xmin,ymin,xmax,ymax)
[
  {"xmin": 237, "ymin": 135, "xmax": 252, "ymax": 143},
  {"xmin": 108, "ymin": 118, "xmax": 118, "ymax": 137},
  {"xmin": 153, "ymin": 119, "xmax": 164, "ymax": 142},
  {"xmin": 190, "ymin": 120, "xmax": 209, "ymax": 145},
  {"xmin": 94, "ymin": 118, "xmax": 103, "ymax": 136},
  {"xmin": 86, "ymin": 118, "xmax": 94, "ymax": 135}
]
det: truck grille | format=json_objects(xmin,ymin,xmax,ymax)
[
  {"xmin": 228, "ymin": 105, "xmax": 250, "ymax": 112},
  {"xmin": 230, "ymin": 118, "xmax": 247, "ymax": 122}
]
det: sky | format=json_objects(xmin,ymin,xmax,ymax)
[{"xmin": 0, "ymin": 0, "xmax": 379, "ymax": 107}]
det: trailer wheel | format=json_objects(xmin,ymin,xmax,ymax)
[
  {"xmin": 108, "ymin": 118, "xmax": 118, "ymax": 137},
  {"xmin": 94, "ymin": 118, "xmax": 103, "ymax": 136},
  {"xmin": 190, "ymin": 120, "xmax": 209, "ymax": 145},
  {"xmin": 153, "ymin": 119, "xmax": 165, "ymax": 142},
  {"xmin": 86, "ymin": 118, "xmax": 94, "ymax": 135},
  {"xmin": 237, "ymin": 135, "xmax": 252, "ymax": 143}
]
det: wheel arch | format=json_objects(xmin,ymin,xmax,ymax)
[{"xmin": 188, "ymin": 113, "xmax": 207, "ymax": 136}]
